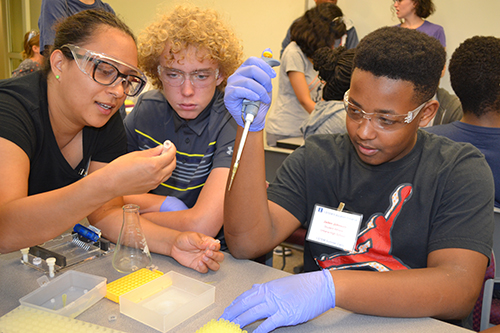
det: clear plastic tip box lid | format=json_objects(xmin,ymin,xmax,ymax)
[
  {"xmin": 119, "ymin": 271, "xmax": 215, "ymax": 332},
  {"xmin": 19, "ymin": 270, "xmax": 106, "ymax": 318}
]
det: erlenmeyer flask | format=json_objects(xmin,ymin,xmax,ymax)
[{"xmin": 112, "ymin": 204, "xmax": 153, "ymax": 273}]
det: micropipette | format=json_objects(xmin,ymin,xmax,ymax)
[{"xmin": 227, "ymin": 50, "xmax": 280, "ymax": 191}]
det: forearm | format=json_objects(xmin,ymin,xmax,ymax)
[
  {"xmin": 0, "ymin": 171, "xmax": 116, "ymax": 253},
  {"xmin": 288, "ymin": 71, "xmax": 315, "ymax": 113},
  {"xmin": 224, "ymin": 128, "xmax": 274, "ymax": 258},
  {"xmin": 299, "ymin": 98, "xmax": 315, "ymax": 114},
  {"xmin": 332, "ymin": 251, "xmax": 487, "ymax": 319},
  {"xmin": 142, "ymin": 209, "xmax": 220, "ymax": 237}
]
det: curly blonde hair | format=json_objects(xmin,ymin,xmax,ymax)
[{"xmin": 138, "ymin": 5, "xmax": 243, "ymax": 90}]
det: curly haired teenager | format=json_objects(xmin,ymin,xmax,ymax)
[{"xmin": 123, "ymin": 5, "xmax": 243, "ymax": 250}]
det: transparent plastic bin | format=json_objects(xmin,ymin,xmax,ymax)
[
  {"xmin": 19, "ymin": 270, "xmax": 106, "ymax": 318},
  {"xmin": 120, "ymin": 271, "xmax": 215, "ymax": 332}
]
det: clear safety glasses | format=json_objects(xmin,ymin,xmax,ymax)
[
  {"xmin": 343, "ymin": 89, "xmax": 429, "ymax": 131},
  {"xmin": 157, "ymin": 66, "xmax": 219, "ymax": 88},
  {"xmin": 61, "ymin": 44, "xmax": 147, "ymax": 97}
]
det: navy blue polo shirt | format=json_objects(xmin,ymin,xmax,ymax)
[{"xmin": 124, "ymin": 89, "xmax": 237, "ymax": 208}]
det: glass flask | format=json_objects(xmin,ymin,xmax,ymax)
[{"xmin": 112, "ymin": 204, "xmax": 152, "ymax": 273}]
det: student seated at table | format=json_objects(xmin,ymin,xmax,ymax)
[
  {"xmin": 123, "ymin": 5, "xmax": 242, "ymax": 250},
  {"xmin": 300, "ymin": 46, "xmax": 354, "ymax": 139},
  {"xmin": 425, "ymin": 36, "xmax": 500, "ymax": 208},
  {"xmin": 11, "ymin": 30, "xmax": 44, "ymax": 78},
  {"xmin": 265, "ymin": 3, "xmax": 346, "ymax": 146},
  {"xmin": 221, "ymin": 26, "xmax": 493, "ymax": 331},
  {"xmin": 0, "ymin": 9, "xmax": 222, "ymax": 273}
]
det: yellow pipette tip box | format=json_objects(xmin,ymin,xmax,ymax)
[
  {"xmin": 196, "ymin": 319, "xmax": 247, "ymax": 333},
  {"xmin": 106, "ymin": 268, "xmax": 163, "ymax": 303},
  {"xmin": 0, "ymin": 305, "xmax": 126, "ymax": 333}
]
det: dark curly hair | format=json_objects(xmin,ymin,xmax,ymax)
[
  {"xmin": 313, "ymin": 46, "xmax": 355, "ymax": 101},
  {"xmin": 449, "ymin": 36, "xmax": 500, "ymax": 117},
  {"xmin": 354, "ymin": 26, "xmax": 445, "ymax": 104},
  {"xmin": 290, "ymin": 3, "xmax": 346, "ymax": 58}
]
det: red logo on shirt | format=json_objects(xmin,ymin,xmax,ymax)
[{"xmin": 315, "ymin": 184, "xmax": 413, "ymax": 271}]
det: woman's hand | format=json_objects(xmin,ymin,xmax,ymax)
[{"xmin": 104, "ymin": 143, "xmax": 177, "ymax": 197}]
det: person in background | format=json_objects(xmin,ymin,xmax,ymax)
[
  {"xmin": 425, "ymin": 36, "xmax": 500, "ymax": 208},
  {"xmin": 123, "ymin": 5, "xmax": 242, "ymax": 249},
  {"xmin": 393, "ymin": 0, "xmax": 445, "ymax": 48},
  {"xmin": 300, "ymin": 46, "xmax": 354, "ymax": 139},
  {"xmin": 393, "ymin": 0, "xmax": 457, "ymax": 126},
  {"xmin": 266, "ymin": 3, "xmax": 346, "ymax": 146},
  {"xmin": 0, "ymin": 9, "xmax": 223, "ymax": 273},
  {"xmin": 280, "ymin": 0, "xmax": 358, "ymax": 58},
  {"xmin": 425, "ymin": 87, "xmax": 462, "ymax": 126},
  {"xmin": 221, "ymin": 26, "xmax": 493, "ymax": 332},
  {"xmin": 12, "ymin": 30, "xmax": 45, "ymax": 78},
  {"xmin": 38, "ymin": 0, "xmax": 115, "ymax": 56}
]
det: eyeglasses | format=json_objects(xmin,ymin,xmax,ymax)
[
  {"xmin": 343, "ymin": 89, "xmax": 429, "ymax": 131},
  {"xmin": 61, "ymin": 44, "xmax": 147, "ymax": 97},
  {"xmin": 157, "ymin": 66, "xmax": 219, "ymax": 88}
]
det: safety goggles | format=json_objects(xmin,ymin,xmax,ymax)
[
  {"xmin": 157, "ymin": 66, "xmax": 219, "ymax": 88},
  {"xmin": 343, "ymin": 89, "xmax": 429, "ymax": 131},
  {"xmin": 62, "ymin": 44, "xmax": 146, "ymax": 97}
]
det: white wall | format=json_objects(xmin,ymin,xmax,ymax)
[
  {"xmin": 105, "ymin": 0, "xmax": 500, "ymax": 94},
  {"xmin": 338, "ymin": 0, "xmax": 500, "ymax": 92},
  {"xmin": 2, "ymin": 0, "xmax": 500, "ymax": 91},
  {"xmin": 105, "ymin": 0, "xmax": 304, "ymax": 61}
]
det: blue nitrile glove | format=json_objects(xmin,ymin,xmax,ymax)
[
  {"xmin": 220, "ymin": 269, "xmax": 335, "ymax": 333},
  {"xmin": 160, "ymin": 196, "xmax": 188, "ymax": 212},
  {"xmin": 224, "ymin": 53, "xmax": 277, "ymax": 131}
]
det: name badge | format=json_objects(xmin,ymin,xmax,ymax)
[{"xmin": 306, "ymin": 203, "xmax": 362, "ymax": 252}]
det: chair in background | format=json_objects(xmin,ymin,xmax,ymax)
[
  {"xmin": 264, "ymin": 146, "xmax": 306, "ymax": 271},
  {"xmin": 475, "ymin": 208, "xmax": 500, "ymax": 331},
  {"xmin": 276, "ymin": 226, "xmax": 307, "ymax": 272},
  {"xmin": 252, "ymin": 147, "xmax": 294, "ymax": 268}
]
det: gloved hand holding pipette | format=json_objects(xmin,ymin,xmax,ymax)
[
  {"xmin": 220, "ymin": 269, "xmax": 336, "ymax": 333},
  {"xmin": 225, "ymin": 49, "xmax": 280, "ymax": 190},
  {"xmin": 224, "ymin": 49, "xmax": 279, "ymax": 132}
]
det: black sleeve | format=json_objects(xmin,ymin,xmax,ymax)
[{"xmin": 0, "ymin": 92, "xmax": 37, "ymax": 159}]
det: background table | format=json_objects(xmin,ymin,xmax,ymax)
[{"xmin": 0, "ymin": 250, "xmax": 471, "ymax": 332}]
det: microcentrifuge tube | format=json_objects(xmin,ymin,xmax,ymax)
[
  {"xmin": 20, "ymin": 248, "xmax": 29, "ymax": 262},
  {"xmin": 46, "ymin": 257, "xmax": 56, "ymax": 277},
  {"xmin": 112, "ymin": 204, "xmax": 153, "ymax": 273}
]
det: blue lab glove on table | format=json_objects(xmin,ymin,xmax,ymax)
[
  {"xmin": 160, "ymin": 196, "xmax": 188, "ymax": 212},
  {"xmin": 224, "ymin": 55, "xmax": 277, "ymax": 131},
  {"xmin": 220, "ymin": 269, "xmax": 336, "ymax": 333}
]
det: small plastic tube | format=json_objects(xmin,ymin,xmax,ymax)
[
  {"xmin": 161, "ymin": 140, "xmax": 172, "ymax": 155},
  {"xmin": 46, "ymin": 257, "xmax": 56, "ymax": 278},
  {"xmin": 20, "ymin": 248, "xmax": 29, "ymax": 262}
]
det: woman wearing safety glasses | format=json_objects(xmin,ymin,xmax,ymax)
[{"xmin": 0, "ymin": 9, "xmax": 223, "ymax": 273}]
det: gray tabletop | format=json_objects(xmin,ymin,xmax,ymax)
[{"xmin": 0, "ymin": 250, "xmax": 471, "ymax": 332}]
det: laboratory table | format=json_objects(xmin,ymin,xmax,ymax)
[{"xmin": 0, "ymin": 250, "xmax": 471, "ymax": 332}]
